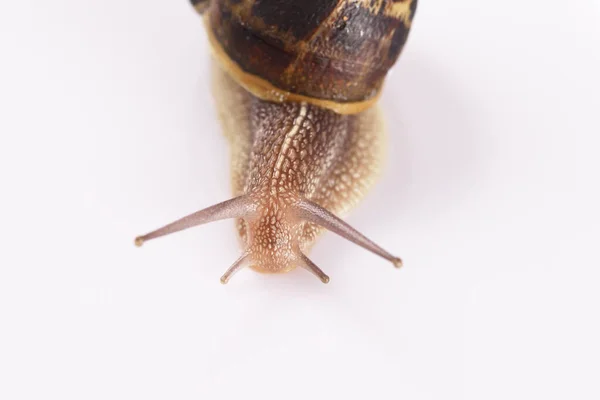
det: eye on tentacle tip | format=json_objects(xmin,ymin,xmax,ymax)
[{"xmin": 393, "ymin": 257, "xmax": 403, "ymax": 269}]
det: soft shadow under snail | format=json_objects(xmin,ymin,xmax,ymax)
[{"xmin": 135, "ymin": 0, "xmax": 418, "ymax": 284}]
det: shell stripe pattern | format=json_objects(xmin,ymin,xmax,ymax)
[{"xmin": 203, "ymin": 0, "xmax": 417, "ymax": 113}]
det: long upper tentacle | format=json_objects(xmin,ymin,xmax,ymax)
[
  {"xmin": 295, "ymin": 199, "xmax": 402, "ymax": 268},
  {"xmin": 135, "ymin": 195, "xmax": 257, "ymax": 246}
]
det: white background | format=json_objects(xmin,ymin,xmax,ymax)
[{"xmin": 1, "ymin": 1, "xmax": 599, "ymax": 399}]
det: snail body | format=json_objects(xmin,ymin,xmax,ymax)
[{"xmin": 136, "ymin": 0, "xmax": 417, "ymax": 283}]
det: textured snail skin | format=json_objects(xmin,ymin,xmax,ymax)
[
  {"xmin": 212, "ymin": 64, "xmax": 388, "ymax": 275},
  {"xmin": 135, "ymin": 0, "xmax": 415, "ymax": 282}
]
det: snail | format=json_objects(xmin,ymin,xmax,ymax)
[{"xmin": 135, "ymin": 0, "xmax": 418, "ymax": 284}]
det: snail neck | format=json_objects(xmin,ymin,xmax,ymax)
[{"xmin": 243, "ymin": 99, "xmax": 349, "ymax": 198}]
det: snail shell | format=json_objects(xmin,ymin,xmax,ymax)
[
  {"xmin": 136, "ymin": 0, "xmax": 418, "ymax": 284},
  {"xmin": 196, "ymin": 0, "xmax": 416, "ymax": 114}
]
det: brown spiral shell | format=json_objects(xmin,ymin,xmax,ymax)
[{"xmin": 194, "ymin": 0, "xmax": 418, "ymax": 114}]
